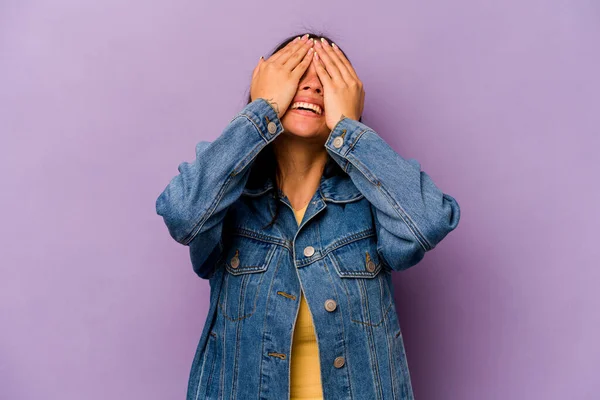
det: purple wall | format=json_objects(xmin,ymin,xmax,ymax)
[{"xmin": 1, "ymin": 1, "xmax": 598, "ymax": 399}]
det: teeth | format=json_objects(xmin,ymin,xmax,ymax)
[{"xmin": 291, "ymin": 102, "xmax": 322, "ymax": 115}]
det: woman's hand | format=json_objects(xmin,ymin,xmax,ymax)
[
  {"xmin": 250, "ymin": 35, "xmax": 315, "ymax": 119},
  {"xmin": 312, "ymin": 38, "xmax": 365, "ymax": 130}
]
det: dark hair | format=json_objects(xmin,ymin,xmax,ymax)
[{"xmin": 247, "ymin": 33, "xmax": 358, "ymax": 230}]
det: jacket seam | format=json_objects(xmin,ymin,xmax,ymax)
[
  {"xmin": 362, "ymin": 276, "xmax": 384, "ymax": 399},
  {"xmin": 231, "ymin": 227, "xmax": 289, "ymax": 248},
  {"xmin": 381, "ymin": 297, "xmax": 399, "ymax": 400}
]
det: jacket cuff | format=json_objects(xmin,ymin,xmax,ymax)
[
  {"xmin": 324, "ymin": 117, "xmax": 372, "ymax": 169},
  {"xmin": 238, "ymin": 98, "xmax": 284, "ymax": 143}
]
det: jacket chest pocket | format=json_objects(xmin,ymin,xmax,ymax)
[
  {"xmin": 327, "ymin": 236, "xmax": 394, "ymax": 326},
  {"xmin": 218, "ymin": 235, "xmax": 277, "ymax": 321}
]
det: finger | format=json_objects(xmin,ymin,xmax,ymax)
[
  {"xmin": 331, "ymin": 42, "xmax": 359, "ymax": 81},
  {"xmin": 266, "ymin": 37, "xmax": 299, "ymax": 64},
  {"xmin": 360, "ymin": 89, "xmax": 365, "ymax": 115},
  {"xmin": 284, "ymin": 38, "xmax": 314, "ymax": 70},
  {"xmin": 318, "ymin": 38, "xmax": 354, "ymax": 84},
  {"xmin": 313, "ymin": 39, "xmax": 343, "ymax": 82},
  {"xmin": 312, "ymin": 50, "xmax": 333, "ymax": 88},
  {"xmin": 291, "ymin": 47, "xmax": 315, "ymax": 78},
  {"xmin": 279, "ymin": 35, "xmax": 312, "ymax": 66},
  {"xmin": 252, "ymin": 56, "xmax": 263, "ymax": 80},
  {"xmin": 267, "ymin": 36, "xmax": 300, "ymax": 63},
  {"xmin": 270, "ymin": 35, "xmax": 307, "ymax": 64}
]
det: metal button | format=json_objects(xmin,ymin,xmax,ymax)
[
  {"xmin": 366, "ymin": 260, "xmax": 376, "ymax": 272},
  {"xmin": 303, "ymin": 246, "xmax": 315, "ymax": 257},
  {"xmin": 324, "ymin": 299, "xmax": 337, "ymax": 312},
  {"xmin": 267, "ymin": 121, "xmax": 277, "ymax": 134},
  {"xmin": 230, "ymin": 256, "xmax": 239, "ymax": 269},
  {"xmin": 333, "ymin": 136, "xmax": 344, "ymax": 148},
  {"xmin": 333, "ymin": 356, "xmax": 345, "ymax": 368}
]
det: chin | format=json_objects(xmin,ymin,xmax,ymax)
[{"xmin": 281, "ymin": 112, "xmax": 328, "ymax": 138}]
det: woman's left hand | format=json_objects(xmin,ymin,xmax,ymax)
[{"xmin": 313, "ymin": 38, "xmax": 365, "ymax": 130}]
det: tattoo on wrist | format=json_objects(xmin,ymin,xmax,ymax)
[{"xmin": 265, "ymin": 98, "xmax": 280, "ymax": 116}]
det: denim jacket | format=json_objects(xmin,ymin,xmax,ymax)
[{"xmin": 156, "ymin": 98, "xmax": 461, "ymax": 400}]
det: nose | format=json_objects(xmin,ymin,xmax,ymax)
[{"xmin": 299, "ymin": 63, "xmax": 323, "ymax": 94}]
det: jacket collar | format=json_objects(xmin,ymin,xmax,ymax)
[{"xmin": 241, "ymin": 155, "xmax": 363, "ymax": 203}]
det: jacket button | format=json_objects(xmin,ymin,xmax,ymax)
[
  {"xmin": 366, "ymin": 260, "xmax": 376, "ymax": 272},
  {"xmin": 303, "ymin": 246, "xmax": 315, "ymax": 257},
  {"xmin": 332, "ymin": 136, "xmax": 344, "ymax": 148},
  {"xmin": 333, "ymin": 356, "xmax": 345, "ymax": 368},
  {"xmin": 324, "ymin": 299, "xmax": 337, "ymax": 312},
  {"xmin": 267, "ymin": 121, "xmax": 277, "ymax": 134},
  {"xmin": 230, "ymin": 256, "xmax": 240, "ymax": 269}
]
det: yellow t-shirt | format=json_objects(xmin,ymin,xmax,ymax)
[{"xmin": 290, "ymin": 202, "xmax": 323, "ymax": 400}]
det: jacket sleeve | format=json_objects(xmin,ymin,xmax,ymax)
[
  {"xmin": 324, "ymin": 117, "xmax": 461, "ymax": 272},
  {"xmin": 155, "ymin": 98, "xmax": 283, "ymax": 279}
]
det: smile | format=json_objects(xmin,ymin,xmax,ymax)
[
  {"xmin": 290, "ymin": 102, "xmax": 323, "ymax": 115},
  {"xmin": 290, "ymin": 108, "xmax": 323, "ymax": 118}
]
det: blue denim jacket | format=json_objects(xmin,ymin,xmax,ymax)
[{"xmin": 156, "ymin": 98, "xmax": 460, "ymax": 399}]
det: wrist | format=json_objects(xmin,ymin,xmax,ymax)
[
  {"xmin": 328, "ymin": 113, "xmax": 358, "ymax": 130},
  {"xmin": 258, "ymin": 97, "xmax": 284, "ymax": 118}
]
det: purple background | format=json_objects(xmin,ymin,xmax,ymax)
[{"xmin": 1, "ymin": 1, "xmax": 599, "ymax": 399}]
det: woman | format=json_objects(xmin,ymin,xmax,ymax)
[{"xmin": 156, "ymin": 33, "xmax": 460, "ymax": 400}]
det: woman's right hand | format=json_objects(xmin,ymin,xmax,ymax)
[{"xmin": 250, "ymin": 34, "xmax": 315, "ymax": 119}]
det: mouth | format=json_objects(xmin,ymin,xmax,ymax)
[
  {"xmin": 290, "ymin": 108, "xmax": 323, "ymax": 118},
  {"xmin": 289, "ymin": 101, "xmax": 324, "ymax": 117}
]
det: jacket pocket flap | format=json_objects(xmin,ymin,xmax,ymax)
[
  {"xmin": 328, "ymin": 236, "xmax": 382, "ymax": 278},
  {"xmin": 224, "ymin": 235, "xmax": 276, "ymax": 275}
]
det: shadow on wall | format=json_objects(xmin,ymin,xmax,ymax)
[{"xmin": 392, "ymin": 231, "xmax": 496, "ymax": 397}]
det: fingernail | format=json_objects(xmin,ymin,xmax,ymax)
[
  {"xmin": 332, "ymin": 42, "xmax": 338, "ymax": 49},
  {"xmin": 302, "ymin": 34, "xmax": 309, "ymax": 40},
  {"xmin": 294, "ymin": 36, "xmax": 300, "ymax": 42},
  {"xmin": 320, "ymin": 38, "xmax": 329, "ymax": 46}
]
